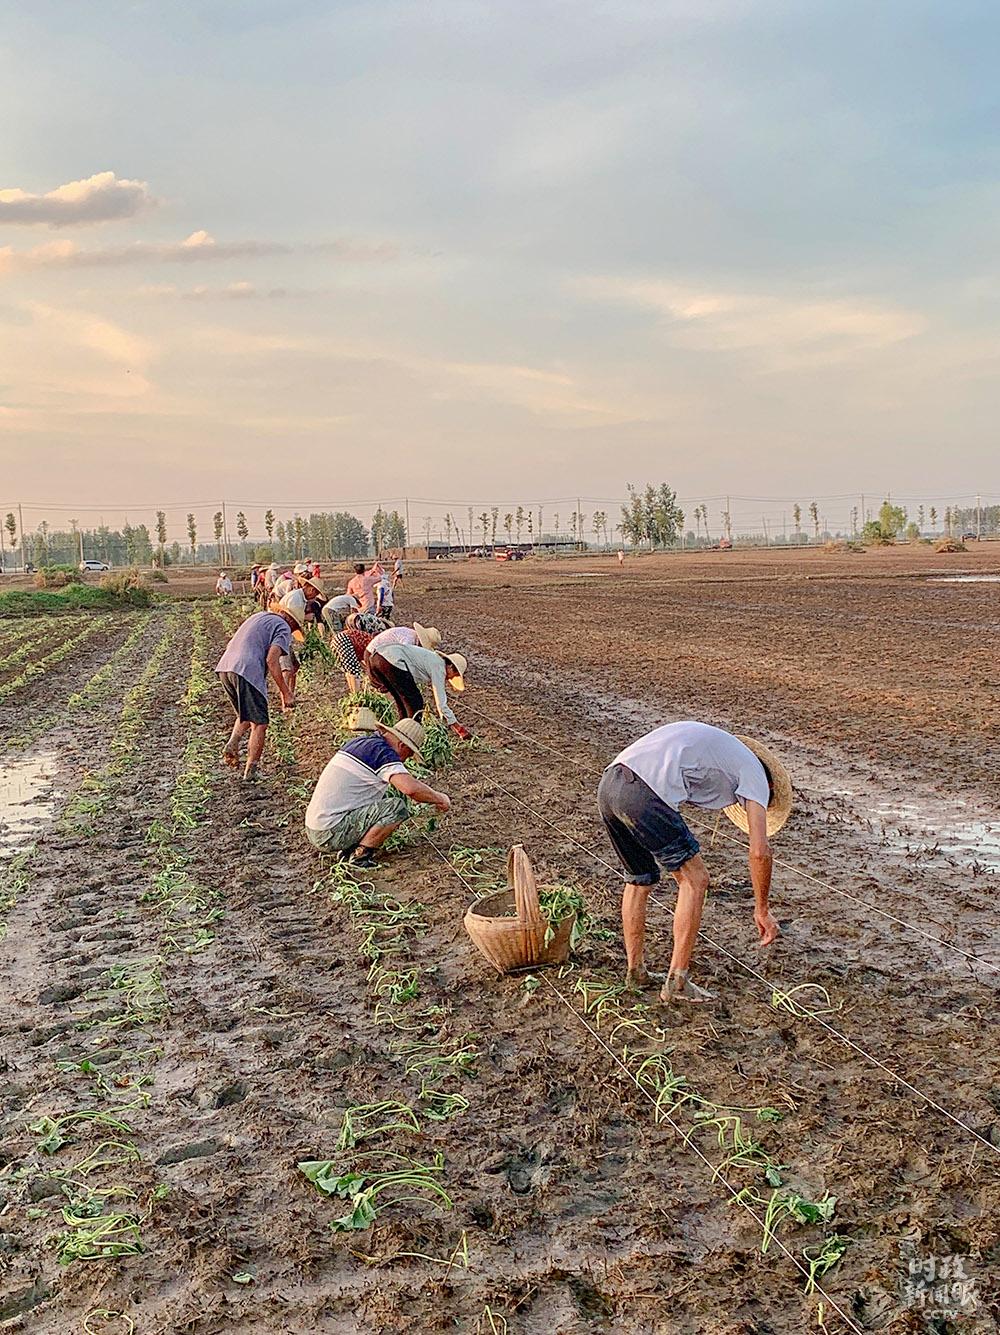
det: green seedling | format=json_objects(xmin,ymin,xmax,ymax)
[
  {"xmin": 298, "ymin": 1153, "xmax": 452, "ymax": 1233},
  {"xmin": 337, "ymin": 1101, "xmax": 420, "ymax": 1150},
  {"xmin": 419, "ymin": 1089, "xmax": 470, "ymax": 1121},
  {"xmin": 29, "ymin": 1111, "xmax": 135, "ymax": 1155},
  {"xmin": 53, "ymin": 1202, "xmax": 144, "ymax": 1263},
  {"xmin": 771, "ymin": 983, "xmax": 842, "ymax": 1019},
  {"xmin": 803, "ymin": 1234, "xmax": 850, "ymax": 1295}
]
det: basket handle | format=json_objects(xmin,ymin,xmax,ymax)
[{"xmin": 508, "ymin": 844, "xmax": 543, "ymax": 925}]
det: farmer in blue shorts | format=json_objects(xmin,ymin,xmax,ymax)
[{"xmin": 598, "ymin": 721, "xmax": 791, "ymax": 1003}]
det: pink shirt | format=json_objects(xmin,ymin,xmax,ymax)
[{"xmin": 346, "ymin": 573, "xmax": 379, "ymax": 611}]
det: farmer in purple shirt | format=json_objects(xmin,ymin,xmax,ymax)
[{"xmin": 216, "ymin": 604, "xmax": 305, "ymax": 781}]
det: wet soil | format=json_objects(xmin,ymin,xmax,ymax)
[{"xmin": 0, "ymin": 550, "xmax": 997, "ymax": 1334}]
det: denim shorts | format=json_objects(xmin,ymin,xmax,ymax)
[{"xmin": 597, "ymin": 763, "xmax": 700, "ymax": 884}]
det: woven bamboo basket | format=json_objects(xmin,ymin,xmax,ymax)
[{"xmin": 463, "ymin": 844, "xmax": 576, "ymax": 975}]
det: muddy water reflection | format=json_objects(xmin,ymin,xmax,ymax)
[{"xmin": 0, "ymin": 749, "xmax": 62, "ymax": 853}]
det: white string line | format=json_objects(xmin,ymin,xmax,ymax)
[
  {"xmin": 462, "ymin": 702, "xmax": 1000, "ymax": 977},
  {"xmin": 423, "ymin": 834, "xmax": 865, "ymax": 1334},
  {"xmin": 481, "ymin": 774, "xmax": 1000, "ymax": 1161}
]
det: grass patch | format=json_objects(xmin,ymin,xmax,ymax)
[{"xmin": 0, "ymin": 584, "xmax": 152, "ymax": 616}]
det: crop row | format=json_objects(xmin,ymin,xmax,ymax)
[
  {"xmin": 10, "ymin": 608, "xmax": 234, "ymax": 1282},
  {"xmin": 0, "ymin": 614, "xmax": 113, "ymax": 705},
  {"xmin": 0, "ymin": 615, "xmax": 89, "ymax": 678},
  {"xmin": 62, "ymin": 612, "xmax": 180, "ymax": 834},
  {"xmin": 143, "ymin": 606, "xmax": 225, "ymax": 953},
  {"xmin": 5, "ymin": 616, "xmax": 200, "ymax": 1274},
  {"xmin": 300, "ymin": 859, "xmax": 475, "ymax": 1250}
]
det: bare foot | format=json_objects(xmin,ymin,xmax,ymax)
[
  {"xmin": 625, "ymin": 966, "xmax": 666, "ymax": 992},
  {"xmin": 660, "ymin": 970, "xmax": 715, "ymax": 1004}
]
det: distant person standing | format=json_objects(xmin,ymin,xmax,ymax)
[
  {"xmin": 376, "ymin": 569, "xmax": 394, "ymax": 620},
  {"xmin": 617, "ymin": 549, "xmax": 625, "ymax": 566},
  {"xmin": 346, "ymin": 562, "xmax": 381, "ymax": 612},
  {"xmin": 392, "ymin": 554, "xmax": 404, "ymax": 589}
]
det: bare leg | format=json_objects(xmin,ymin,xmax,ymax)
[
  {"xmin": 344, "ymin": 672, "xmax": 362, "ymax": 695},
  {"xmin": 662, "ymin": 854, "xmax": 714, "ymax": 1002},
  {"xmin": 244, "ymin": 723, "xmax": 268, "ymax": 779},
  {"xmin": 224, "ymin": 719, "xmax": 250, "ymax": 767},
  {"xmin": 355, "ymin": 821, "xmax": 402, "ymax": 851},
  {"xmin": 622, "ymin": 883, "xmax": 664, "ymax": 988}
]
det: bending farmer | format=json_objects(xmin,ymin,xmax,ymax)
[
  {"xmin": 597, "ymin": 721, "xmax": 791, "ymax": 1003},
  {"xmin": 216, "ymin": 601, "xmax": 305, "ymax": 781},
  {"xmin": 304, "ymin": 717, "xmax": 450, "ymax": 867},
  {"xmin": 367, "ymin": 642, "xmax": 470, "ymax": 738}
]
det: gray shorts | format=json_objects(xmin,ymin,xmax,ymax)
[
  {"xmin": 306, "ymin": 788, "xmax": 409, "ymax": 852},
  {"xmin": 218, "ymin": 671, "xmax": 269, "ymax": 726}
]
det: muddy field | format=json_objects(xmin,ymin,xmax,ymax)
[{"xmin": 0, "ymin": 546, "xmax": 998, "ymax": 1334}]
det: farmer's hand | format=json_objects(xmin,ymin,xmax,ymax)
[
  {"xmin": 450, "ymin": 723, "xmax": 471, "ymax": 740},
  {"xmin": 282, "ymin": 694, "xmax": 296, "ymax": 712},
  {"xmin": 754, "ymin": 908, "xmax": 780, "ymax": 946},
  {"xmin": 434, "ymin": 793, "xmax": 452, "ymax": 814}
]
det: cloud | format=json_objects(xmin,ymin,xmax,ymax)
[
  {"xmin": 0, "ymin": 231, "xmax": 398, "ymax": 276},
  {"xmin": 134, "ymin": 280, "xmax": 299, "ymax": 300},
  {"xmin": 0, "ymin": 171, "xmax": 155, "ymax": 226},
  {"xmin": 573, "ymin": 275, "xmax": 927, "ymax": 368},
  {"xmin": 23, "ymin": 301, "xmax": 153, "ymax": 369}
]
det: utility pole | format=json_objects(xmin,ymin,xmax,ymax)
[
  {"xmin": 221, "ymin": 501, "xmax": 231, "ymax": 565},
  {"xmin": 860, "ymin": 493, "xmax": 865, "ymax": 528},
  {"xmin": 576, "ymin": 496, "xmax": 581, "ymax": 552},
  {"xmin": 17, "ymin": 502, "xmax": 24, "ymax": 573},
  {"xmin": 404, "ymin": 498, "xmax": 410, "ymax": 556},
  {"xmin": 977, "ymin": 494, "xmax": 982, "ymax": 540},
  {"xmin": 762, "ymin": 517, "xmax": 769, "ymax": 547}
]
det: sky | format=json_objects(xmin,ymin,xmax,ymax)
[{"xmin": 1, "ymin": 0, "xmax": 999, "ymax": 539}]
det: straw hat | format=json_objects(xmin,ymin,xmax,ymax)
[
  {"xmin": 293, "ymin": 561, "xmax": 309, "ymax": 575},
  {"xmin": 279, "ymin": 589, "xmax": 307, "ymax": 631},
  {"xmin": 349, "ymin": 706, "xmax": 380, "ymax": 732},
  {"xmin": 301, "ymin": 573, "xmax": 326, "ymax": 594},
  {"xmin": 414, "ymin": 622, "xmax": 442, "ymax": 650},
  {"xmin": 723, "ymin": 737, "xmax": 793, "ymax": 837},
  {"xmin": 440, "ymin": 651, "xmax": 467, "ymax": 691},
  {"xmin": 382, "ymin": 717, "xmax": 425, "ymax": 760}
]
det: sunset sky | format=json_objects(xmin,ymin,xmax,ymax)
[{"xmin": 2, "ymin": 1, "xmax": 998, "ymax": 537}]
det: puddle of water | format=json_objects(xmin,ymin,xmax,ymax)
[
  {"xmin": 0, "ymin": 749, "xmax": 62, "ymax": 853},
  {"xmin": 866, "ymin": 799, "xmax": 1000, "ymax": 871},
  {"xmin": 929, "ymin": 575, "xmax": 1000, "ymax": 583}
]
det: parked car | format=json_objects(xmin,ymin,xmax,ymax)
[
  {"xmin": 961, "ymin": 533, "xmax": 978, "ymax": 542},
  {"xmin": 80, "ymin": 559, "xmax": 111, "ymax": 572}
]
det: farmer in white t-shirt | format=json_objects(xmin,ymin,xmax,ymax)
[
  {"xmin": 304, "ymin": 717, "xmax": 450, "ymax": 867},
  {"xmin": 598, "ymin": 721, "xmax": 791, "ymax": 1003}
]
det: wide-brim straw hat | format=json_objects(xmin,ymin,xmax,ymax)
[
  {"xmin": 441, "ymin": 651, "xmax": 467, "ymax": 691},
  {"xmin": 301, "ymin": 573, "xmax": 326, "ymax": 594},
  {"xmin": 723, "ymin": 736, "xmax": 793, "ymax": 837},
  {"xmin": 382, "ymin": 717, "xmax": 425, "ymax": 760},
  {"xmin": 349, "ymin": 706, "xmax": 380, "ymax": 732},
  {"xmin": 414, "ymin": 622, "xmax": 441, "ymax": 650},
  {"xmin": 279, "ymin": 589, "xmax": 307, "ymax": 630}
]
